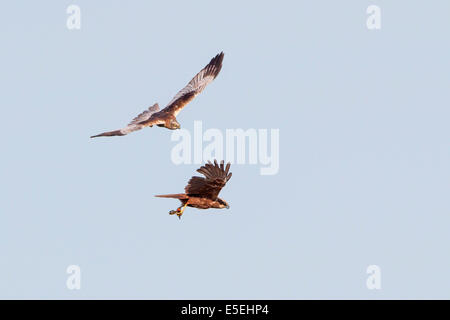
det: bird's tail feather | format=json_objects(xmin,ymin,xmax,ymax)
[
  {"xmin": 155, "ymin": 193, "xmax": 188, "ymax": 199},
  {"xmin": 90, "ymin": 130, "xmax": 124, "ymax": 138}
]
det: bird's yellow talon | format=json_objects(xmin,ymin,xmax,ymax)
[{"xmin": 175, "ymin": 203, "xmax": 188, "ymax": 219}]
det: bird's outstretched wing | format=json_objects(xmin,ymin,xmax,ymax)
[
  {"xmin": 185, "ymin": 160, "xmax": 232, "ymax": 200},
  {"xmin": 90, "ymin": 103, "xmax": 162, "ymax": 138},
  {"xmin": 162, "ymin": 52, "xmax": 224, "ymax": 117}
]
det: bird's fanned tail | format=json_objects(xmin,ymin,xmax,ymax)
[{"xmin": 155, "ymin": 193, "xmax": 188, "ymax": 199}]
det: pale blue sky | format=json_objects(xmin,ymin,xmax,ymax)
[{"xmin": 0, "ymin": 1, "xmax": 449, "ymax": 299}]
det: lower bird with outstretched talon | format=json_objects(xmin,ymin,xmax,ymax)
[{"xmin": 155, "ymin": 160, "xmax": 232, "ymax": 219}]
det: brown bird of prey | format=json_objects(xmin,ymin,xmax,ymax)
[
  {"xmin": 90, "ymin": 52, "xmax": 224, "ymax": 138},
  {"xmin": 155, "ymin": 160, "xmax": 232, "ymax": 219}
]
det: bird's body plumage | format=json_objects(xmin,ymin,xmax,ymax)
[
  {"xmin": 91, "ymin": 52, "xmax": 224, "ymax": 138},
  {"xmin": 155, "ymin": 160, "xmax": 232, "ymax": 218}
]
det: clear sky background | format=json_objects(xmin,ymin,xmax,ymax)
[{"xmin": 1, "ymin": 1, "xmax": 449, "ymax": 299}]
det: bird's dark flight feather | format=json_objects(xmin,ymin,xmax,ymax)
[{"xmin": 185, "ymin": 160, "xmax": 232, "ymax": 200}]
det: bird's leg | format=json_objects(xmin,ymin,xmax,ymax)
[{"xmin": 177, "ymin": 203, "xmax": 189, "ymax": 219}]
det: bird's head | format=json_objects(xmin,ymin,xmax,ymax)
[
  {"xmin": 217, "ymin": 198, "xmax": 230, "ymax": 209},
  {"xmin": 169, "ymin": 119, "xmax": 181, "ymax": 130}
]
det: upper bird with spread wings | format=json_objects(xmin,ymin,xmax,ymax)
[{"xmin": 91, "ymin": 52, "xmax": 224, "ymax": 138}]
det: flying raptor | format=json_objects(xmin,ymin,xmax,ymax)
[
  {"xmin": 91, "ymin": 52, "xmax": 224, "ymax": 138},
  {"xmin": 155, "ymin": 160, "xmax": 232, "ymax": 219}
]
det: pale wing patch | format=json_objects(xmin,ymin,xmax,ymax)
[
  {"xmin": 166, "ymin": 73, "xmax": 216, "ymax": 109},
  {"xmin": 120, "ymin": 103, "xmax": 162, "ymax": 134},
  {"xmin": 169, "ymin": 75, "xmax": 216, "ymax": 117},
  {"xmin": 128, "ymin": 103, "xmax": 160, "ymax": 126},
  {"xmin": 163, "ymin": 52, "xmax": 224, "ymax": 117}
]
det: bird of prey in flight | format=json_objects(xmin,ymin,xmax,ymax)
[
  {"xmin": 91, "ymin": 52, "xmax": 224, "ymax": 138},
  {"xmin": 155, "ymin": 160, "xmax": 232, "ymax": 219}
]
